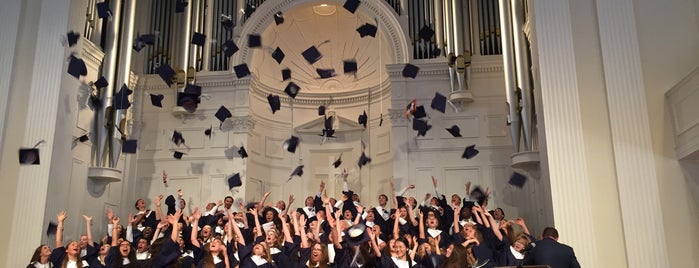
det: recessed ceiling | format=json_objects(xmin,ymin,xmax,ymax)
[{"xmin": 250, "ymin": 3, "xmax": 392, "ymax": 95}]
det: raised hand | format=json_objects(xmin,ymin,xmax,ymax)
[
  {"xmin": 162, "ymin": 170, "xmax": 168, "ymax": 187},
  {"xmin": 465, "ymin": 181, "xmax": 471, "ymax": 193},
  {"xmin": 431, "ymin": 176, "xmax": 438, "ymax": 188},
  {"xmin": 82, "ymin": 215, "xmax": 92, "ymax": 222},
  {"xmin": 217, "ymin": 200, "xmax": 224, "ymax": 207},
  {"xmin": 289, "ymin": 194, "xmax": 295, "ymax": 205},
  {"xmin": 424, "ymin": 193, "xmax": 432, "ymax": 201},
  {"xmin": 106, "ymin": 208, "xmax": 114, "ymax": 220},
  {"xmin": 298, "ymin": 214, "xmax": 307, "ymax": 227},
  {"xmin": 153, "ymin": 195, "xmax": 163, "ymax": 207},
  {"xmin": 177, "ymin": 189, "xmax": 183, "ymax": 197},
  {"xmin": 408, "ymin": 184, "xmax": 415, "ymax": 189},
  {"xmin": 192, "ymin": 207, "xmax": 201, "ymax": 220},
  {"xmin": 157, "ymin": 221, "xmax": 168, "ymax": 229},
  {"xmin": 342, "ymin": 169, "xmax": 349, "ymax": 182},
  {"xmin": 112, "ymin": 216, "xmax": 120, "ymax": 225},
  {"xmin": 319, "ymin": 180, "xmax": 326, "ymax": 191},
  {"xmin": 57, "ymin": 211, "xmax": 67, "ymax": 223},
  {"xmin": 356, "ymin": 204, "xmax": 364, "ymax": 214},
  {"xmin": 249, "ymin": 207, "xmax": 258, "ymax": 216},
  {"xmin": 128, "ymin": 212, "xmax": 136, "ymax": 224},
  {"xmin": 367, "ymin": 227, "xmax": 376, "ymax": 240}
]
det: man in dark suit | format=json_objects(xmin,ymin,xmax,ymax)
[{"xmin": 523, "ymin": 227, "xmax": 581, "ymax": 268}]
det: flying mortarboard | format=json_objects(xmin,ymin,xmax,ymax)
[
  {"xmin": 172, "ymin": 131, "xmax": 185, "ymax": 146},
  {"xmin": 155, "ymin": 64, "xmax": 175, "ymax": 87},
  {"xmin": 272, "ymin": 47, "xmax": 285, "ymax": 64},
  {"xmin": 332, "ymin": 153, "xmax": 343, "ymax": 168},
  {"xmin": 67, "ymin": 55, "xmax": 87, "ymax": 79},
  {"xmin": 412, "ymin": 119, "xmax": 431, "ymax": 137},
  {"xmin": 94, "ymin": 76, "xmax": 108, "ymax": 89},
  {"xmin": 221, "ymin": 14, "xmax": 234, "ymax": 31},
  {"xmin": 284, "ymin": 82, "xmax": 300, "ymax": 99},
  {"xmin": 243, "ymin": 4, "xmax": 256, "ymax": 18},
  {"xmin": 509, "ymin": 172, "xmax": 527, "ymax": 188},
  {"xmin": 267, "ymin": 94, "xmax": 281, "ymax": 113},
  {"xmin": 318, "ymin": 105, "xmax": 326, "ymax": 116},
  {"xmin": 150, "ymin": 94, "xmax": 164, "ymax": 107},
  {"xmin": 469, "ymin": 186, "xmax": 487, "ymax": 206},
  {"xmin": 274, "ymin": 11, "xmax": 284, "ymax": 25},
  {"xmin": 356, "ymin": 23, "xmax": 377, "ymax": 38},
  {"xmin": 419, "ymin": 25, "xmax": 435, "ymax": 41},
  {"xmin": 462, "ymin": 144, "xmax": 479, "ymax": 159},
  {"xmin": 233, "ymin": 63, "xmax": 251, "ymax": 78},
  {"xmin": 175, "ymin": 0, "xmax": 188, "ymax": 13},
  {"xmin": 281, "ymin": 68, "xmax": 291, "ymax": 81},
  {"xmin": 413, "ymin": 105, "xmax": 427, "ymax": 119},
  {"xmin": 302, "ymin": 46, "xmax": 322, "ymax": 64},
  {"xmin": 446, "ymin": 125, "xmax": 462, "ymax": 137},
  {"xmin": 19, "ymin": 148, "xmax": 40, "ymax": 165},
  {"xmin": 358, "ymin": 152, "xmax": 371, "ymax": 168},
  {"xmin": 76, "ymin": 134, "xmax": 89, "ymax": 142},
  {"xmin": 248, "ymin": 34, "xmax": 261, "ymax": 48},
  {"xmin": 185, "ymin": 83, "xmax": 202, "ymax": 95},
  {"xmin": 284, "ymin": 136, "xmax": 300, "ymax": 153},
  {"xmin": 177, "ymin": 91, "xmax": 201, "ymax": 113},
  {"xmin": 290, "ymin": 165, "xmax": 304, "ymax": 177},
  {"xmin": 431, "ymin": 92, "xmax": 447, "ymax": 113},
  {"xmin": 46, "ymin": 222, "xmax": 58, "ymax": 236},
  {"xmin": 191, "ymin": 32, "xmax": 206, "ymax": 46},
  {"xmin": 204, "ymin": 126, "xmax": 212, "ymax": 138},
  {"xmin": 402, "ymin": 64, "xmax": 419, "ymax": 79},
  {"xmin": 113, "ymin": 84, "xmax": 133, "ymax": 110},
  {"xmin": 67, "ymin": 31, "xmax": 80, "ymax": 47},
  {"xmin": 343, "ymin": 0, "xmax": 361, "ymax": 14},
  {"xmin": 173, "ymin": 151, "xmax": 185, "ymax": 159},
  {"xmin": 223, "ymin": 40, "xmax": 239, "ymax": 57},
  {"xmin": 96, "ymin": 2, "xmax": 112, "ymax": 18},
  {"xmin": 358, "ymin": 111, "xmax": 368, "ymax": 128},
  {"xmin": 343, "ymin": 60, "xmax": 358, "ymax": 74},
  {"xmin": 316, "ymin": 68, "xmax": 335, "ymax": 79},
  {"xmin": 122, "ymin": 139, "xmax": 138, "ymax": 154},
  {"xmin": 215, "ymin": 105, "xmax": 232, "ymax": 122},
  {"xmin": 227, "ymin": 173, "xmax": 242, "ymax": 189},
  {"xmin": 238, "ymin": 146, "xmax": 248, "ymax": 158}
]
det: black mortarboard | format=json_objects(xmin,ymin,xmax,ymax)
[
  {"xmin": 358, "ymin": 152, "xmax": 371, "ymax": 168},
  {"xmin": 204, "ymin": 127, "xmax": 212, "ymax": 138},
  {"xmin": 469, "ymin": 186, "xmax": 487, "ymax": 206},
  {"xmin": 191, "ymin": 32, "xmax": 206, "ymax": 46},
  {"xmin": 155, "ymin": 64, "xmax": 175, "ymax": 87},
  {"xmin": 462, "ymin": 144, "xmax": 479, "ymax": 159},
  {"xmin": 332, "ymin": 153, "xmax": 342, "ymax": 168},
  {"xmin": 244, "ymin": 4, "xmax": 256, "ymax": 18},
  {"xmin": 358, "ymin": 111, "xmax": 368, "ymax": 128},
  {"xmin": 412, "ymin": 119, "xmax": 431, "ymax": 137},
  {"xmin": 133, "ymin": 34, "xmax": 155, "ymax": 52},
  {"xmin": 96, "ymin": 2, "xmax": 111, "ymax": 18},
  {"xmin": 282, "ymin": 68, "xmax": 291, "ymax": 81},
  {"xmin": 290, "ymin": 165, "xmax": 304, "ymax": 178},
  {"xmin": 446, "ymin": 125, "xmax": 462, "ymax": 137},
  {"xmin": 248, "ymin": 34, "xmax": 261, "ymax": 48},
  {"xmin": 221, "ymin": 14, "xmax": 234, "ymax": 31},
  {"xmin": 379, "ymin": 114, "xmax": 384, "ymax": 126},
  {"xmin": 419, "ymin": 25, "xmax": 435, "ymax": 41},
  {"xmin": 343, "ymin": 60, "xmax": 357, "ymax": 74},
  {"xmin": 322, "ymin": 116, "xmax": 335, "ymax": 138},
  {"xmin": 67, "ymin": 55, "xmax": 87, "ymax": 79},
  {"xmin": 215, "ymin": 105, "xmax": 232, "ymax": 122},
  {"xmin": 272, "ymin": 47, "xmax": 285, "ymax": 64},
  {"xmin": 402, "ymin": 64, "xmax": 419, "ymax": 78},
  {"xmin": 356, "ymin": 23, "xmax": 377, "ymax": 38},
  {"xmin": 233, "ymin": 63, "xmax": 251, "ymax": 78},
  {"xmin": 184, "ymin": 83, "xmax": 201, "ymax": 95},
  {"xmin": 509, "ymin": 172, "xmax": 527, "ymax": 188},
  {"xmin": 318, "ymin": 106, "xmax": 326, "ymax": 116},
  {"xmin": 343, "ymin": 0, "xmax": 361, "ymax": 13},
  {"xmin": 302, "ymin": 46, "xmax": 322, "ymax": 64},
  {"xmin": 285, "ymin": 136, "xmax": 299, "ymax": 153},
  {"xmin": 173, "ymin": 151, "xmax": 185, "ymax": 159},
  {"xmin": 431, "ymin": 92, "xmax": 447, "ymax": 113},
  {"xmin": 46, "ymin": 222, "xmax": 58, "ymax": 236},
  {"xmin": 238, "ymin": 146, "xmax": 248, "ymax": 158},
  {"xmin": 76, "ymin": 134, "xmax": 89, "ymax": 142},
  {"xmin": 177, "ymin": 92, "xmax": 200, "ymax": 113},
  {"xmin": 227, "ymin": 173, "xmax": 242, "ymax": 189},
  {"xmin": 172, "ymin": 131, "xmax": 185, "ymax": 146},
  {"xmin": 274, "ymin": 11, "xmax": 284, "ymax": 25},
  {"xmin": 267, "ymin": 94, "xmax": 281, "ymax": 113},
  {"xmin": 113, "ymin": 84, "xmax": 133, "ymax": 110},
  {"xmin": 284, "ymin": 82, "xmax": 300, "ymax": 99},
  {"xmin": 94, "ymin": 76, "xmax": 108, "ymax": 89},
  {"xmin": 67, "ymin": 31, "xmax": 79, "ymax": 47},
  {"xmin": 223, "ymin": 40, "xmax": 239, "ymax": 57},
  {"xmin": 150, "ymin": 94, "xmax": 164, "ymax": 107},
  {"xmin": 175, "ymin": 0, "xmax": 188, "ymax": 13},
  {"xmin": 345, "ymin": 223, "xmax": 370, "ymax": 246},
  {"xmin": 316, "ymin": 68, "xmax": 335, "ymax": 79},
  {"xmin": 396, "ymin": 196, "xmax": 407, "ymax": 208},
  {"xmin": 165, "ymin": 195, "xmax": 176, "ymax": 214},
  {"xmin": 122, "ymin": 139, "xmax": 138, "ymax": 154},
  {"xmin": 413, "ymin": 105, "xmax": 427, "ymax": 119},
  {"xmin": 18, "ymin": 148, "xmax": 40, "ymax": 165}
]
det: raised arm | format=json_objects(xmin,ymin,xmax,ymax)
[
  {"xmin": 82, "ymin": 214, "xmax": 94, "ymax": 247},
  {"xmin": 453, "ymin": 206, "xmax": 461, "ymax": 234},
  {"xmin": 353, "ymin": 205, "xmax": 364, "ymax": 226},
  {"xmin": 55, "ymin": 211, "xmax": 67, "ymax": 248},
  {"xmin": 367, "ymin": 228, "xmax": 381, "ymax": 257},
  {"xmin": 167, "ymin": 209, "xmax": 182, "ymax": 243},
  {"xmin": 483, "ymin": 209, "xmax": 503, "ymax": 241},
  {"xmin": 406, "ymin": 202, "xmax": 418, "ymax": 226},
  {"xmin": 250, "ymin": 208, "xmax": 262, "ymax": 240},
  {"xmin": 395, "ymin": 184, "xmax": 415, "ymax": 197},
  {"xmin": 418, "ymin": 210, "xmax": 425, "ymax": 240},
  {"xmin": 284, "ymin": 194, "xmax": 295, "ymax": 215},
  {"xmin": 258, "ymin": 192, "xmax": 270, "ymax": 216},
  {"xmin": 126, "ymin": 212, "xmax": 135, "ymax": 242},
  {"xmin": 110, "ymin": 216, "xmax": 120, "ymax": 247},
  {"xmin": 239, "ymin": 203, "xmax": 249, "ymax": 229},
  {"xmin": 392, "ymin": 209, "xmax": 401, "ymax": 239},
  {"xmin": 280, "ymin": 212, "xmax": 293, "ymax": 243},
  {"xmin": 228, "ymin": 210, "xmax": 246, "ymax": 246},
  {"xmin": 190, "ymin": 207, "xmax": 201, "ymax": 248},
  {"xmin": 410, "ymin": 236, "xmax": 419, "ymax": 260},
  {"xmin": 152, "ymin": 195, "xmax": 164, "ymax": 222},
  {"xmin": 297, "ymin": 214, "xmax": 309, "ymax": 248},
  {"xmin": 152, "ymin": 221, "xmax": 166, "ymax": 244},
  {"xmin": 516, "ymin": 218, "xmax": 530, "ymax": 235},
  {"xmin": 432, "ymin": 176, "xmax": 442, "ymax": 198},
  {"xmin": 333, "ymin": 209, "xmax": 343, "ymax": 249}
]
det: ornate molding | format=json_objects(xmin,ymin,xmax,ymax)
[
  {"xmin": 249, "ymin": 78, "xmax": 391, "ymax": 107},
  {"xmin": 79, "ymin": 37, "xmax": 105, "ymax": 67}
]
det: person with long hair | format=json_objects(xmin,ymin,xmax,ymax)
[
  {"xmin": 441, "ymin": 243, "xmax": 471, "ymax": 268},
  {"xmin": 238, "ymin": 208, "xmax": 275, "ymax": 268},
  {"xmin": 27, "ymin": 244, "xmax": 52, "ymax": 268},
  {"xmin": 189, "ymin": 207, "xmax": 231, "ymax": 268},
  {"xmin": 104, "ymin": 216, "xmax": 138, "ymax": 268},
  {"xmin": 369, "ymin": 229, "xmax": 418, "ymax": 268},
  {"xmin": 294, "ymin": 212, "xmax": 329, "ymax": 268},
  {"xmin": 49, "ymin": 211, "xmax": 90, "ymax": 268}
]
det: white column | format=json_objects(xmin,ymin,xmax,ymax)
[
  {"xmin": 0, "ymin": 0, "xmax": 22, "ymax": 158},
  {"xmin": 6, "ymin": 0, "xmax": 70, "ymax": 266},
  {"xmin": 532, "ymin": 0, "xmax": 598, "ymax": 267},
  {"xmin": 203, "ymin": 0, "xmax": 214, "ymax": 71},
  {"xmin": 595, "ymin": 0, "xmax": 669, "ymax": 266}
]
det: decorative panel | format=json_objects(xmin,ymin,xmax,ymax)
[
  {"xmin": 265, "ymin": 136, "xmax": 284, "ymax": 159},
  {"xmin": 486, "ymin": 115, "xmax": 508, "ymax": 137}
]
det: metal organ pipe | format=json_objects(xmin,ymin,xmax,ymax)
[
  {"xmin": 498, "ymin": 0, "xmax": 521, "ymax": 152},
  {"xmin": 96, "ymin": 0, "xmax": 122, "ymax": 167},
  {"xmin": 511, "ymin": 0, "xmax": 532, "ymax": 151},
  {"xmin": 111, "ymin": 0, "xmax": 137, "ymax": 168}
]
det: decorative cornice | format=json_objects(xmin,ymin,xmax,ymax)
[
  {"xmin": 79, "ymin": 37, "xmax": 105, "ymax": 67},
  {"xmin": 249, "ymin": 78, "xmax": 391, "ymax": 107}
]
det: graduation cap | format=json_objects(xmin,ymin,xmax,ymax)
[
  {"xmin": 133, "ymin": 34, "xmax": 156, "ymax": 52},
  {"xmin": 227, "ymin": 173, "xmax": 242, "ymax": 189},
  {"xmin": 46, "ymin": 222, "xmax": 58, "ymax": 236},
  {"xmin": 508, "ymin": 172, "xmax": 527, "ymax": 188},
  {"xmin": 419, "ymin": 25, "xmax": 435, "ymax": 41},
  {"xmin": 150, "ymin": 94, "xmax": 164, "ymax": 108},
  {"xmin": 172, "ymin": 131, "xmax": 185, "ymax": 146},
  {"xmin": 96, "ymin": 2, "xmax": 111, "ymax": 18},
  {"xmin": 402, "ymin": 64, "xmax": 419, "ymax": 79},
  {"xmin": 173, "ymin": 151, "xmax": 185, "ymax": 159},
  {"xmin": 76, "ymin": 134, "xmax": 90, "ymax": 142},
  {"xmin": 155, "ymin": 64, "xmax": 175, "ymax": 87},
  {"xmin": 248, "ymin": 34, "xmax": 261, "ymax": 48},
  {"xmin": 281, "ymin": 68, "xmax": 291, "ymax": 81},
  {"xmin": 94, "ymin": 76, "xmax": 108, "ymax": 89},
  {"xmin": 222, "ymin": 40, "xmax": 239, "ymax": 57},
  {"xmin": 267, "ymin": 94, "xmax": 281, "ymax": 113},
  {"xmin": 18, "ymin": 148, "xmax": 40, "ymax": 165},
  {"xmin": 446, "ymin": 125, "xmax": 462, "ymax": 137},
  {"xmin": 290, "ymin": 165, "xmax": 304, "ymax": 180},
  {"xmin": 191, "ymin": 32, "xmax": 206, "ymax": 46},
  {"xmin": 345, "ymin": 223, "xmax": 370, "ymax": 246},
  {"xmin": 412, "ymin": 119, "xmax": 431, "ymax": 137},
  {"xmin": 274, "ymin": 11, "xmax": 284, "ymax": 25},
  {"xmin": 221, "ymin": 14, "xmax": 234, "ymax": 31},
  {"xmin": 343, "ymin": 60, "xmax": 358, "ymax": 74},
  {"xmin": 462, "ymin": 144, "xmax": 479, "ymax": 159},
  {"xmin": 204, "ymin": 126, "xmax": 212, "ymax": 138},
  {"xmin": 122, "ymin": 139, "xmax": 138, "ymax": 154},
  {"xmin": 356, "ymin": 23, "xmax": 377, "ymax": 38},
  {"xmin": 113, "ymin": 84, "xmax": 133, "ymax": 110},
  {"xmin": 413, "ymin": 105, "xmax": 427, "ymax": 119},
  {"xmin": 175, "ymin": 0, "xmax": 188, "ymax": 13},
  {"xmin": 469, "ymin": 186, "xmax": 487, "ymax": 206},
  {"xmin": 67, "ymin": 31, "xmax": 80, "ymax": 47},
  {"xmin": 284, "ymin": 82, "xmax": 300, "ymax": 99},
  {"xmin": 185, "ymin": 83, "xmax": 202, "ymax": 95},
  {"xmin": 358, "ymin": 111, "xmax": 368, "ymax": 128},
  {"xmin": 318, "ymin": 105, "xmax": 326, "ymax": 116},
  {"xmin": 177, "ymin": 91, "xmax": 201, "ymax": 113},
  {"xmin": 233, "ymin": 63, "xmax": 251, "ymax": 78},
  {"xmin": 215, "ymin": 105, "xmax": 232, "ymax": 123},
  {"xmin": 431, "ymin": 92, "xmax": 447, "ymax": 113},
  {"xmin": 332, "ymin": 153, "xmax": 343, "ymax": 168},
  {"xmin": 358, "ymin": 152, "xmax": 371, "ymax": 168},
  {"xmin": 284, "ymin": 136, "xmax": 300, "ymax": 153},
  {"xmin": 272, "ymin": 47, "xmax": 285, "ymax": 64},
  {"xmin": 343, "ymin": 0, "xmax": 361, "ymax": 14},
  {"xmin": 67, "ymin": 55, "xmax": 87, "ymax": 79},
  {"xmin": 321, "ymin": 116, "xmax": 335, "ymax": 138},
  {"xmin": 243, "ymin": 4, "xmax": 256, "ymax": 18},
  {"xmin": 238, "ymin": 146, "xmax": 248, "ymax": 158},
  {"xmin": 316, "ymin": 68, "xmax": 335, "ymax": 79},
  {"xmin": 379, "ymin": 114, "xmax": 384, "ymax": 126},
  {"xmin": 302, "ymin": 46, "xmax": 322, "ymax": 64}
]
